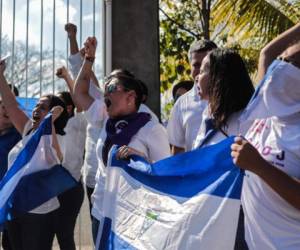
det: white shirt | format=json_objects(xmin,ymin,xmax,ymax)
[
  {"xmin": 139, "ymin": 103, "xmax": 159, "ymax": 123},
  {"xmin": 192, "ymin": 107, "xmax": 249, "ymax": 149},
  {"xmin": 82, "ymin": 98, "xmax": 107, "ymax": 188},
  {"xmin": 167, "ymin": 84, "xmax": 207, "ymax": 151},
  {"xmin": 8, "ymin": 120, "xmax": 61, "ymax": 214},
  {"xmin": 82, "ymin": 102, "xmax": 159, "ymax": 189},
  {"xmin": 240, "ymin": 60, "xmax": 300, "ymax": 250},
  {"xmin": 69, "ymin": 52, "xmax": 105, "ymax": 187},
  {"xmin": 87, "ymin": 100, "xmax": 171, "ymax": 220},
  {"xmin": 62, "ymin": 111, "xmax": 87, "ymax": 181}
]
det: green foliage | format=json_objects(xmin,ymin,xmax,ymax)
[{"xmin": 159, "ymin": 0, "xmax": 299, "ymax": 121}]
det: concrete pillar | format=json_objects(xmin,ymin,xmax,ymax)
[{"xmin": 110, "ymin": 0, "xmax": 160, "ymax": 117}]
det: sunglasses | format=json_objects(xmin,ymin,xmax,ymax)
[{"xmin": 105, "ymin": 83, "xmax": 131, "ymax": 94}]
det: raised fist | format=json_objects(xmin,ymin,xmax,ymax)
[
  {"xmin": 84, "ymin": 37, "xmax": 97, "ymax": 58},
  {"xmin": 56, "ymin": 66, "xmax": 69, "ymax": 79},
  {"xmin": 65, "ymin": 23, "xmax": 77, "ymax": 38}
]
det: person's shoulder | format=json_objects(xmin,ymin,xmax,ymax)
[
  {"xmin": 139, "ymin": 118, "xmax": 164, "ymax": 133},
  {"xmin": 173, "ymin": 86, "xmax": 200, "ymax": 111},
  {"xmin": 139, "ymin": 104, "xmax": 159, "ymax": 122},
  {"xmin": 176, "ymin": 88, "xmax": 195, "ymax": 103}
]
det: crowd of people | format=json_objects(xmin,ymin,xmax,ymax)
[{"xmin": 0, "ymin": 20, "xmax": 299, "ymax": 250}]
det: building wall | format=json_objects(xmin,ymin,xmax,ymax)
[{"xmin": 111, "ymin": 0, "xmax": 160, "ymax": 117}]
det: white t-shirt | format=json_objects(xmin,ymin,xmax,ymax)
[
  {"xmin": 62, "ymin": 111, "xmax": 87, "ymax": 181},
  {"xmin": 86, "ymin": 100, "xmax": 171, "ymax": 220},
  {"xmin": 8, "ymin": 120, "xmax": 61, "ymax": 214},
  {"xmin": 82, "ymin": 98, "xmax": 107, "ymax": 188},
  {"xmin": 241, "ymin": 60, "xmax": 300, "ymax": 249},
  {"xmin": 167, "ymin": 84, "xmax": 207, "ymax": 151},
  {"xmin": 192, "ymin": 107, "xmax": 249, "ymax": 149},
  {"xmin": 69, "ymin": 52, "xmax": 105, "ymax": 187}
]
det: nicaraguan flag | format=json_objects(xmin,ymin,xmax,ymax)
[
  {"xmin": 96, "ymin": 136, "xmax": 243, "ymax": 250},
  {"xmin": 0, "ymin": 114, "xmax": 77, "ymax": 228},
  {"xmin": 16, "ymin": 97, "xmax": 38, "ymax": 117}
]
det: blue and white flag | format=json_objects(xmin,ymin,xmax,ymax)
[
  {"xmin": 97, "ymin": 137, "xmax": 243, "ymax": 250},
  {"xmin": 16, "ymin": 97, "xmax": 38, "ymax": 117},
  {"xmin": 0, "ymin": 114, "xmax": 76, "ymax": 228}
]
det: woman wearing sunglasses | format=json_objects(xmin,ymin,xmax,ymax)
[{"xmin": 74, "ymin": 37, "xmax": 170, "ymax": 243}]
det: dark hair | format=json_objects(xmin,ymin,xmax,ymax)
[
  {"xmin": 111, "ymin": 68, "xmax": 135, "ymax": 78},
  {"xmin": 107, "ymin": 68, "xmax": 148, "ymax": 103},
  {"xmin": 105, "ymin": 68, "xmax": 135, "ymax": 85},
  {"xmin": 8, "ymin": 84, "xmax": 19, "ymax": 96},
  {"xmin": 110, "ymin": 75, "xmax": 143, "ymax": 109},
  {"xmin": 207, "ymin": 49, "xmax": 254, "ymax": 129},
  {"xmin": 188, "ymin": 40, "xmax": 217, "ymax": 61},
  {"xmin": 43, "ymin": 94, "xmax": 69, "ymax": 135},
  {"xmin": 172, "ymin": 80, "xmax": 193, "ymax": 100},
  {"xmin": 137, "ymin": 80, "xmax": 148, "ymax": 103},
  {"xmin": 57, "ymin": 91, "xmax": 75, "ymax": 117}
]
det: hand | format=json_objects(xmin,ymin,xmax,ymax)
[
  {"xmin": 0, "ymin": 60, "xmax": 6, "ymax": 75},
  {"xmin": 50, "ymin": 106, "xmax": 64, "ymax": 123},
  {"xmin": 65, "ymin": 23, "xmax": 77, "ymax": 38},
  {"xmin": 84, "ymin": 37, "xmax": 97, "ymax": 58},
  {"xmin": 56, "ymin": 66, "xmax": 69, "ymax": 79},
  {"xmin": 79, "ymin": 47, "xmax": 85, "ymax": 58},
  {"xmin": 231, "ymin": 136, "xmax": 266, "ymax": 172},
  {"xmin": 116, "ymin": 145, "xmax": 146, "ymax": 160}
]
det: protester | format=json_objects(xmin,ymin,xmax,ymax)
[
  {"xmin": 231, "ymin": 22, "xmax": 300, "ymax": 249},
  {"xmin": 73, "ymin": 36, "xmax": 171, "ymax": 244},
  {"xmin": 172, "ymin": 80, "xmax": 193, "ymax": 103},
  {"xmin": 193, "ymin": 48, "xmax": 254, "ymax": 148},
  {"xmin": 65, "ymin": 23, "xmax": 104, "ymax": 216},
  {"xmin": 0, "ymin": 85, "xmax": 21, "ymax": 181},
  {"xmin": 191, "ymin": 48, "xmax": 254, "ymax": 249},
  {"xmin": 0, "ymin": 85, "xmax": 21, "ymax": 250},
  {"xmin": 107, "ymin": 69, "xmax": 159, "ymax": 122},
  {"xmin": 56, "ymin": 66, "xmax": 87, "ymax": 250},
  {"xmin": 167, "ymin": 39, "xmax": 217, "ymax": 154},
  {"xmin": 0, "ymin": 59, "xmax": 69, "ymax": 250}
]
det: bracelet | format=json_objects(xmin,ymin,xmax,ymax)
[{"xmin": 85, "ymin": 56, "xmax": 95, "ymax": 63}]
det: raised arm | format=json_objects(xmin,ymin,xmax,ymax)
[
  {"xmin": 257, "ymin": 23, "xmax": 300, "ymax": 82},
  {"xmin": 0, "ymin": 60, "xmax": 29, "ymax": 134},
  {"xmin": 50, "ymin": 106, "xmax": 64, "ymax": 162},
  {"xmin": 56, "ymin": 66, "xmax": 82, "ymax": 112},
  {"xmin": 65, "ymin": 23, "xmax": 79, "ymax": 55},
  {"xmin": 73, "ymin": 37, "xmax": 97, "ymax": 110}
]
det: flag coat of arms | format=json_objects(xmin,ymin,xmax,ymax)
[
  {"xmin": 96, "ymin": 136, "xmax": 243, "ymax": 250},
  {"xmin": 0, "ymin": 114, "xmax": 76, "ymax": 228}
]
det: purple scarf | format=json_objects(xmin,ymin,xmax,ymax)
[{"xmin": 102, "ymin": 112, "xmax": 151, "ymax": 165}]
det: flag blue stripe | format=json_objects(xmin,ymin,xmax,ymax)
[
  {"xmin": 16, "ymin": 97, "xmax": 38, "ymax": 117},
  {"xmin": 99, "ymin": 217, "xmax": 137, "ymax": 250},
  {"xmin": 109, "ymin": 137, "xmax": 243, "ymax": 199},
  {"xmin": 9, "ymin": 165, "xmax": 77, "ymax": 214},
  {"xmin": 0, "ymin": 115, "xmax": 52, "ymax": 190},
  {"xmin": 0, "ymin": 114, "xmax": 77, "ymax": 228}
]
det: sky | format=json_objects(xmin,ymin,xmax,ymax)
[
  {"xmin": 2, "ymin": 0, "xmax": 104, "ymax": 92},
  {"xmin": 2, "ymin": 0, "xmax": 103, "ymax": 48}
]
